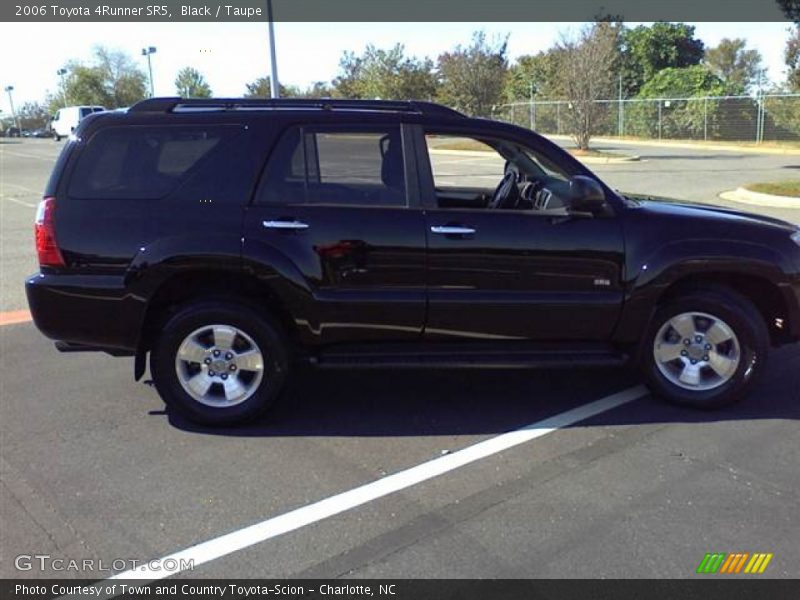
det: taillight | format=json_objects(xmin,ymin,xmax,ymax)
[{"xmin": 34, "ymin": 197, "xmax": 65, "ymax": 268}]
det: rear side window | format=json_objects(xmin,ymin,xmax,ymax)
[
  {"xmin": 68, "ymin": 126, "xmax": 239, "ymax": 199},
  {"xmin": 257, "ymin": 125, "xmax": 406, "ymax": 207}
]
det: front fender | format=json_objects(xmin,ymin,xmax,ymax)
[{"xmin": 614, "ymin": 238, "xmax": 791, "ymax": 344}]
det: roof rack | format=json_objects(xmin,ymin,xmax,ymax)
[{"xmin": 128, "ymin": 97, "xmax": 464, "ymax": 118}]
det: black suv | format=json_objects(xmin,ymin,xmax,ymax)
[{"xmin": 26, "ymin": 97, "xmax": 800, "ymax": 425}]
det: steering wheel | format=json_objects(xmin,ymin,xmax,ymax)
[{"xmin": 488, "ymin": 165, "xmax": 520, "ymax": 210}]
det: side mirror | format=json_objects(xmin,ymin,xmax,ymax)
[{"xmin": 567, "ymin": 175, "xmax": 606, "ymax": 215}]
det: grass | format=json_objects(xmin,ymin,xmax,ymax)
[
  {"xmin": 429, "ymin": 138, "xmax": 633, "ymax": 160},
  {"xmin": 743, "ymin": 181, "xmax": 800, "ymax": 198}
]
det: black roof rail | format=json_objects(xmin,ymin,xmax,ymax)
[{"xmin": 128, "ymin": 97, "xmax": 464, "ymax": 118}]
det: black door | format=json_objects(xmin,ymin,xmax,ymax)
[
  {"xmin": 243, "ymin": 121, "xmax": 427, "ymax": 346},
  {"xmin": 416, "ymin": 127, "xmax": 626, "ymax": 341}
]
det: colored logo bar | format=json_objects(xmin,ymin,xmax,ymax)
[{"xmin": 697, "ymin": 552, "xmax": 773, "ymax": 574}]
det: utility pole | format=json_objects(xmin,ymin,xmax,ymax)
[
  {"xmin": 267, "ymin": 0, "xmax": 280, "ymax": 98},
  {"xmin": 529, "ymin": 81, "xmax": 534, "ymax": 130},
  {"xmin": 618, "ymin": 73, "xmax": 624, "ymax": 136},
  {"xmin": 142, "ymin": 46, "xmax": 156, "ymax": 97},
  {"xmin": 57, "ymin": 68, "xmax": 68, "ymax": 107},
  {"xmin": 5, "ymin": 86, "xmax": 18, "ymax": 130}
]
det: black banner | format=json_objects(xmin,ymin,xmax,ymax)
[
  {"xmin": 2, "ymin": 580, "xmax": 800, "ymax": 600},
  {"xmin": 2, "ymin": 0, "xmax": 799, "ymax": 22}
]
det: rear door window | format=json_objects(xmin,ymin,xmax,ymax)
[
  {"xmin": 68, "ymin": 126, "xmax": 240, "ymax": 199},
  {"xmin": 257, "ymin": 125, "xmax": 407, "ymax": 207}
]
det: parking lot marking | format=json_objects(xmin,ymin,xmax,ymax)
[
  {"xmin": 0, "ymin": 309, "xmax": 32, "ymax": 326},
  {"xmin": 2, "ymin": 195, "xmax": 37, "ymax": 208},
  {"xmin": 109, "ymin": 384, "xmax": 648, "ymax": 581}
]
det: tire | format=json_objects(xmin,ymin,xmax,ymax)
[
  {"xmin": 53, "ymin": 132, "xmax": 61, "ymax": 141},
  {"xmin": 151, "ymin": 301, "xmax": 289, "ymax": 425},
  {"xmin": 642, "ymin": 287, "xmax": 768, "ymax": 409}
]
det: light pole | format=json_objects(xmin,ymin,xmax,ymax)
[
  {"xmin": 528, "ymin": 81, "xmax": 535, "ymax": 130},
  {"xmin": 4, "ymin": 86, "xmax": 18, "ymax": 130},
  {"xmin": 57, "ymin": 68, "xmax": 68, "ymax": 107},
  {"xmin": 141, "ymin": 46, "xmax": 156, "ymax": 97},
  {"xmin": 266, "ymin": 0, "xmax": 280, "ymax": 98}
]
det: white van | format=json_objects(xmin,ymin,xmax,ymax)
[{"xmin": 51, "ymin": 105, "xmax": 105, "ymax": 141}]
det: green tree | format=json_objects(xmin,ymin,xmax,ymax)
[
  {"xmin": 331, "ymin": 44, "xmax": 437, "ymax": 100},
  {"xmin": 504, "ymin": 50, "xmax": 564, "ymax": 102},
  {"xmin": 627, "ymin": 66, "xmax": 727, "ymax": 139},
  {"xmin": 621, "ymin": 23, "xmax": 705, "ymax": 96},
  {"xmin": 244, "ymin": 77, "xmax": 303, "ymax": 98},
  {"xmin": 57, "ymin": 63, "xmax": 109, "ymax": 109},
  {"xmin": 436, "ymin": 31, "xmax": 508, "ymax": 116},
  {"xmin": 304, "ymin": 81, "xmax": 333, "ymax": 98},
  {"xmin": 52, "ymin": 46, "xmax": 147, "ymax": 110},
  {"xmin": 786, "ymin": 25, "xmax": 800, "ymax": 91},
  {"xmin": 705, "ymin": 38, "xmax": 765, "ymax": 94},
  {"xmin": 763, "ymin": 25, "xmax": 800, "ymax": 138},
  {"xmin": 556, "ymin": 22, "xmax": 621, "ymax": 149},
  {"xmin": 175, "ymin": 67, "xmax": 212, "ymax": 98}
]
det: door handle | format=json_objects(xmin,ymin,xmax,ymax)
[
  {"xmin": 263, "ymin": 220, "xmax": 310, "ymax": 230},
  {"xmin": 431, "ymin": 225, "xmax": 476, "ymax": 235}
]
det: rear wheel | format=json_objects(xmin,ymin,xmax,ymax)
[
  {"xmin": 642, "ymin": 288, "xmax": 768, "ymax": 409},
  {"xmin": 151, "ymin": 301, "xmax": 288, "ymax": 425}
]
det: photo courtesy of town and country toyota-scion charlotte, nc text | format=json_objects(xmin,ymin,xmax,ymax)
[
  {"xmin": 14, "ymin": 583, "xmax": 396, "ymax": 597},
  {"xmin": 14, "ymin": 4, "xmax": 263, "ymax": 18}
]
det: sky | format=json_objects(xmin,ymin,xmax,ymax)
[{"xmin": 0, "ymin": 21, "xmax": 796, "ymax": 114}]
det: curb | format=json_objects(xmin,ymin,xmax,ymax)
[
  {"xmin": 572, "ymin": 154, "xmax": 641, "ymax": 165},
  {"xmin": 546, "ymin": 134, "xmax": 800, "ymax": 156},
  {"xmin": 719, "ymin": 187, "xmax": 800, "ymax": 209}
]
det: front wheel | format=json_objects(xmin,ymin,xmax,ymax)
[
  {"xmin": 642, "ymin": 288, "xmax": 768, "ymax": 409},
  {"xmin": 151, "ymin": 301, "xmax": 289, "ymax": 425}
]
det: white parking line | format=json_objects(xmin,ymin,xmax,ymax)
[
  {"xmin": 0, "ymin": 149, "xmax": 57, "ymax": 161},
  {"xmin": 106, "ymin": 385, "xmax": 647, "ymax": 582},
  {"xmin": 1, "ymin": 195, "xmax": 36, "ymax": 208}
]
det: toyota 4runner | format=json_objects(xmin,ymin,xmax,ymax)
[{"xmin": 26, "ymin": 97, "xmax": 800, "ymax": 424}]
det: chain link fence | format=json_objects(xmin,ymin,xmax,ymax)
[{"xmin": 494, "ymin": 94, "xmax": 800, "ymax": 144}]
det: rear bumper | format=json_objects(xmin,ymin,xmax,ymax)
[{"xmin": 25, "ymin": 272, "xmax": 145, "ymax": 352}]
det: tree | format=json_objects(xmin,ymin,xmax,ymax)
[
  {"xmin": 705, "ymin": 38, "xmax": 765, "ymax": 94},
  {"xmin": 504, "ymin": 50, "xmax": 564, "ymax": 102},
  {"xmin": 331, "ymin": 44, "xmax": 437, "ymax": 101},
  {"xmin": 175, "ymin": 67, "xmax": 212, "ymax": 98},
  {"xmin": 244, "ymin": 77, "xmax": 303, "ymax": 98},
  {"xmin": 53, "ymin": 46, "xmax": 147, "ymax": 110},
  {"xmin": 17, "ymin": 102, "xmax": 50, "ymax": 129},
  {"xmin": 555, "ymin": 22, "xmax": 621, "ymax": 150},
  {"xmin": 627, "ymin": 66, "xmax": 727, "ymax": 139},
  {"xmin": 786, "ymin": 25, "xmax": 800, "ymax": 91},
  {"xmin": 436, "ymin": 31, "xmax": 508, "ymax": 117},
  {"xmin": 94, "ymin": 46, "xmax": 149, "ymax": 107},
  {"xmin": 621, "ymin": 23, "xmax": 705, "ymax": 96},
  {"xmin": 776, "ymin": 0, "xmax": 800, "ymax": 23}
]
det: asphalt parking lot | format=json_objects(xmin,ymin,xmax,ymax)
[{"xmin": 1, "ymin": 138, "xmax": 799, "ymax": 581}]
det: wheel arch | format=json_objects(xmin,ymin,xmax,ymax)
[
  {"xmin": 135, "ymin": 270, "xmax": 297, "ymax": 380},
  {"xmin": 657, "ymin": 272, "xmax": 788, "ymax": 346}
]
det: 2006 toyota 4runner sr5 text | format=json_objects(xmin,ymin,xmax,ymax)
[{"xmin": 26, "ymin": 98, "xmax": 800, "ymax": 425}]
